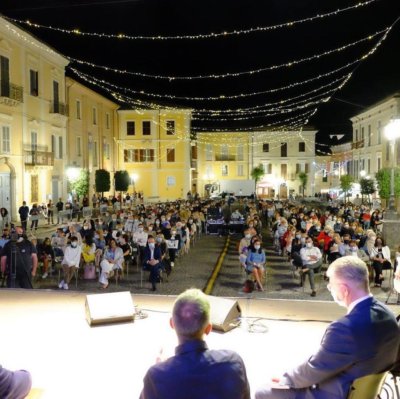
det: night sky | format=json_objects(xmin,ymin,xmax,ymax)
[{"xmin": 1, "ymin": 0, "xmax": 399, "ymax": 148}]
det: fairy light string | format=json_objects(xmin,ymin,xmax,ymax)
[{"xmin": 4, "ymin": 0, "xmax": 379, "ymax": 41}]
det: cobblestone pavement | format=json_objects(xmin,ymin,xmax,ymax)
[{"xmin": 27, "ymin": 220, "xmax": 397, "ymax": 304}]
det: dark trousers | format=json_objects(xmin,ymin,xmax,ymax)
[
  {"xmin": 21, "ymin": 218, "xmax": 27, "ymax": 231},
  {"xmin": 168, "ymin": 248, "xmax": 176, "ymax": 262},
  {"xmin": 372, "ymin": 260, "xmax": 391, "ymax": 284},
  {"xmin": 143, "ymin": 264, "xmax": 161, "ymax": 289},
  {"xmin": 7, "ymin": 269, "xmax": 33, "ymax": 289},
  {"xmin": 30, "ymin": 219, "xmax": 38, "ymax": 230}
]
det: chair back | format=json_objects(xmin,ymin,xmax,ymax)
[{"xmin": 347, "ymin": 371, "xmax": 388, "ymax": 399}]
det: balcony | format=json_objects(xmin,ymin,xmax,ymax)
[
  {"xmin": 352, "ymin": 139, "xmax": 364, "ymax": 149},
  {"xmin": 0, "ymin": 80, "xmax": 23, "ymax": 106},
  {"xmin": 24, "ymin": 145, "xmax": 54, "ymax": 167},
  {"xmin": 215, "ymin": 155, "xmax": 236, "ymax": 161},
  {"xmin": 49, "ymin": 101, "xmax": 68, "ymax": 116}
]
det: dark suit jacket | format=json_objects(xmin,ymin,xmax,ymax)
[
  {"xmin": 140, "ymin": 339, "xmax": 250, "ymax": 399},
  {"xmin": 142, "ymin": 245, "xmax": 162, "ymax": 269},
  {"xmin": 283, "ymin": 297, "xmax": 400, "ymax": 398}
]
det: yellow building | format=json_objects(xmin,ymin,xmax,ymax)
[
  {"xmin": 66, "ymin": 77, "xmax": 118, "ymax": 199},
  {"xmin": 116, "ymin": 109, "xmax": 192, "ymax": 201},
  {"xmin": 0, "ymin": 16, "xmax": 69, "ymax": 218},
  {"xmin": 196, "ymin": 132, "xmax": 251, "ymax": 197}
]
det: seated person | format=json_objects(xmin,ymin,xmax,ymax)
[
  {"xmin": 99, "ymin": 238, "xmax": 124, "ymax": 289},
  {"xmin": 239, "ymin": 230, "xmax": 252, "ymax": 269},
  {"xmin": 231, "ymin": 209, "xmax": 243, "ymax": 221},
  {"xmin": 140, "ymin": 288, "xmax": 250, "ymax": 399},
  {"xmin": 245, "ymin": 239, "xmax": 266, "ymax": 291},
  {"xmin": 81, "ymin": 236, "xmax": 96, "ymax": 265},
  {"xmin": 369, "ymin": 237, "xmax": 392, "ymax": 287},
  {"xmin": 0, "ymin": 364, "xmax": 32, "ymax": 399},
  {"xmin": 37, "ymin": 237, "xmax": 54, "ymax": 279},
  {"xmin": 142, "ymin": 236, "xmax": 163, "ymax": 292},
  {"xmin": 300, "ymin": 237, "xmax": 322, "ymax": 297},
  {"xmin": 59, "ymin": 236, "xmax": 82, "ymax": 290},
  {"xmin": 327, "ymin": 234, "xmax": 342, "ymax": 264},
  {"xmin": 345, "ymin": 239, "xmax": 369, "ymax": 262},
  {"xmin": 51, "ymin": 228, "xmax": 67, "ymax": 259}
]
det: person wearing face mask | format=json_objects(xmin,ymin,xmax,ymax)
[
  {"xmin": 99, "ymin": 238, "xmax": 124, "ymax": 289},
  {"xmin": 239, "ymin": 230, "xmax": 253, "ymax": 269},
  {"xmin": 370, "ymin": 237, "xmax": 392, "ymax": 287},
  {"xmin": 59, "ymin": 236, "xmax": 82, "ymax": 290},
  {"xmin": 0, "ymin": 226, "xmax": 38, "ymax": 289},
  {"xmin": 245, "ymin": 239, "xmax": 266, "ymax": 291},
  {"xmin": 300, "ymin": 237, "xmax": 323, "ymax": 297},
  {"xmin": 344, "ymin": 239, "xmax": 369, "ymax": 262},
  {"xmin": 132, "ymin": 223, "xmax": 148, "ymax": 262},
  {"xmin": 255, "ymin": 256, "xmax": 400, "ymax": 399},
  {"xmin": 143, "ymin": 236, "xmax": 163, "ymax": 291}
]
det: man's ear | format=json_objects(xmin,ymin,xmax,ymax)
[
  {"xmin": 169, "ymin": 317, "xmax": 175, "ymax": 330},
  {"xmin": 204, "ymin": 322, "xmax": 212, "ymax": 336}
]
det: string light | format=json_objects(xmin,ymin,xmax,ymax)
[
  {"xmin": 70, "ymin": 66, "xmax": 351, "ymax": 104},
  {"xmin": 4, "ymin": 0, "xmax": 379, "ymax": 41},
  {"xmin": 66, "ymin": 28, "xmax": 389, "ymax": 80}
]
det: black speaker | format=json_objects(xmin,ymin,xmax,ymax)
[
  {"xmin": 85, "ymin": 291, "xmax": 135, "ymax": 326},
  {"xmin": 206, "ymin": 295, "xmax": 241, "ymax": 332}
]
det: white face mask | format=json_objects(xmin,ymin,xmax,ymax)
[
  {"xmin": 254, "ymin": 245, "xmax": 261, "ymax": 250},
  {"xmin": 306, "ymin": 242, "xmax": 312, "ymax": 248}
]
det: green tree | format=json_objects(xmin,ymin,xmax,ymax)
[
  {"xmin": 298, "ymin": 172, "xmax": 308, "ymax": 197},
  {"xmin": 340, "ymin": 175, "xmax": 354, "ymax": 203},
  {"xmin": 114, "ymin": 170, "xmax": 130, "ymax": 205},
  {"xmin": 70, "ymin": 169, "xmax": 90, "ymax": 200},
  {"xmin": 375, "ymin": 168, "xmax": 400, "ymax": 200},
  {"xmin": 359, "ymin": 178, "xmax": 375, "ymax": 204},
  {"xmin": 95, "ymin": 169, "xmax": 111, "ymax": 198},
  {"xmin": 250, "ymin": 164, "xmax": 264, "ymax": 198}
]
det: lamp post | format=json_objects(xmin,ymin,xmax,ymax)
[{"xmin": 384, "ymin": 119, "xmax": 400, "ymax": 213}]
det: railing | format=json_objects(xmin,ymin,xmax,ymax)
[
  {"xmin": 24, "ymin": 150, "xmax": 54, "ymax": 166},
  {"xmin": 352, "ymin": 139, "xmax": 364, "ymax": 149},
  {"xmin": 0, "ymin": 80, "xmax": 23, "ymax": 104},
  {"xmin": 215, "ymin": 155, "xmax": 236, "ymax": 161},
  {"xmin": 49, "ymin": 101, "xmax": 68, "ymax": 116}
]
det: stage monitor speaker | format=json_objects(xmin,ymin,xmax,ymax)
[
  {"xmin": 206, "ymin": 295, "xmax": 241, "ymax": 332},
  {"xmin": 85, "ymin": 291, "xmax": 135, "ymax": 326}
]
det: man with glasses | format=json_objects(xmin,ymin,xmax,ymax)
[
  {"xmin": 255, "ymin": 256, "xmax": 400, "ymax": 399},
  {"xmin": 300, "ymin": 237, "xmax": 323, "ymax": 297}
]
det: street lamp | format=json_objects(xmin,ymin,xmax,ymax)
[{"xmin": 384, "ymin": 118, "xmax": 400, "ymax": 212}]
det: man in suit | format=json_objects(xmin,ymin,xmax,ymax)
[
  {"xmin": 142, "ymin": 235, "xmax": 163, "ymax": 291},
  {"xmin": 255, "ymin": 256, "xmax": 400, "ymax": 399},
  {"xmin": 140, "ymin": 288, "xmax": 250, "ymax": 399}
]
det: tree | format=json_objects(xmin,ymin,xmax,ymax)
[
  {"xmin": 359, "ymin": 178, "xmax": 375, "ymax": 204},
  {"xmin": 298, "ymin": 172, "xmax": 308, "ymax": 197},
  {"xmin": 340, "ymin": 175, "xmax": 354, "ymax": 203},
  {"xmin": 70, "ymin": 169, "xmax": 90, "ymax": 200},
  {"xmin": 95, "ymin": 169, "xmax": 111, "ymax": 198},
  {"xmin": 250, "ymin": 164, "xmax": 264, "ymax": 198},
  {"xmin": 375, "ymin": 168, "xmax": 400, "ymax": 200},
  {"xmin": 114, "ymin": 170, "xmax": 130, "ymax": 205}
]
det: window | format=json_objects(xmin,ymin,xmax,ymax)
[
  {"xmin": 92, "ymin": 107, "xmax": 97, "ymax": 125},
  {"xmin": 205, "ymin": 144, "xmax": 213, "ymax": 161},
  {"xmin": 166, "ymin": 120, "xmax": 175, "ymax": 135},
  {"xmin": 299, "ymin": 142, "xmax": 305, "ymax": 152},
  {"xmin": 31, "ymin": 175, "xmax": 38, "ymax": 203},
  {"xmin": 1, "ymin": 126, "xmax": 10, "ymax": 153},
  {"xmin": 296, "ymin": 163, "xmax": 301, "ymax": 174},
  {"xmin": 221, "ymin": 164, "xmax": 228, "ymax": 176},
  {"xmin": 127, "ymin": 121, "xmax": 135, "ymax": 136},
  {"xmin": 58, "ymin": 136, "xmax": 63, "ymax": 159},
  {"xmin": 305, "ymin": 163, "xmax": 309, "ymax": 173},
  {"xmin": 51, "ymin": 135, "xmax": 56, "ymax": 155},
  {"xmin": 167, "ymin": 148, "xmax": 175, "ymax": 162},
  {"xmin": 281, "ymin": 164, "xmax": 287, "ymax": 180},
  {"xmin": 29, "ymin": 69, "xmax": 38, "ymax": 96},
  {"xmin": 53, "ymin": 81, "xmax": 59, "ymax": 111},
  {"xmin": 31, "ymin": 131, "xmax": 38, "ymax": 151},
  {"xmin": 262, "ymin": 143, "xmax": 269, "ymax": 152},
  {"xmin": 386, "ymin": 141, "xmax": 390, "ymax": 161},
  {"xmin": 104, "ymin": 143, "xmax": 111, "ymax": 160},
  {"xmin": 281, "ymin": 143, "xmax": 287, "ymax": 157},
  {"xmin": 237, "ymin": 164, "xmax": 244, "ymax": 176},
  {"xmin": 377, "ymin": 156, "xmax": 381, "ymax": 171},
  {"xmin": 368, "ymin": 125, "xmax": 371, "ymax": 146},
  {"xmin": 361, "ymin": 127, "xmax": 364, "ymax": 140},
  {"xmin": 93, "ymin": 141, "xmax": 98, "ymax": 167},
  {"xmin": 220, "ymin": 145, "xmax": 228, "ymax": 160},
  {"xmin": 142, "ymin": 121, "xmax": 151, "ymax": 135},
  {"xmin": 76, "ymin": 136, "xmax": 82, "ymax": 157},
  {"xmin": 76, "ymin": 100, "xmax": 81, "ymax": 120},
  {"xmin": 377, "ymin": 121, "xmax": 381, "ymax": 144},
  {"xmin": 267, "ymin": 164, "xmax": 272, "ymax": 174},
  {"xmin": 123, "ymin": 149, "xmax": 154, "ymax": 162},
  {"xmin": 237, "ymin": 145, "xmax": 244, "ymax": 161},
  {"xmin": 368, "ymin": 159, "xmax": 371, "ymax": 174},
  {"xmin": 0, "ymin": 56, "xmax": 10, "ymax": 97},
  {"xmin": 106, "ymin": 113, "xmax": 110, "ymax": 129},
  {"xmin": 355, "ymin": 129, "xmax": 358, "ymax": 142}
]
